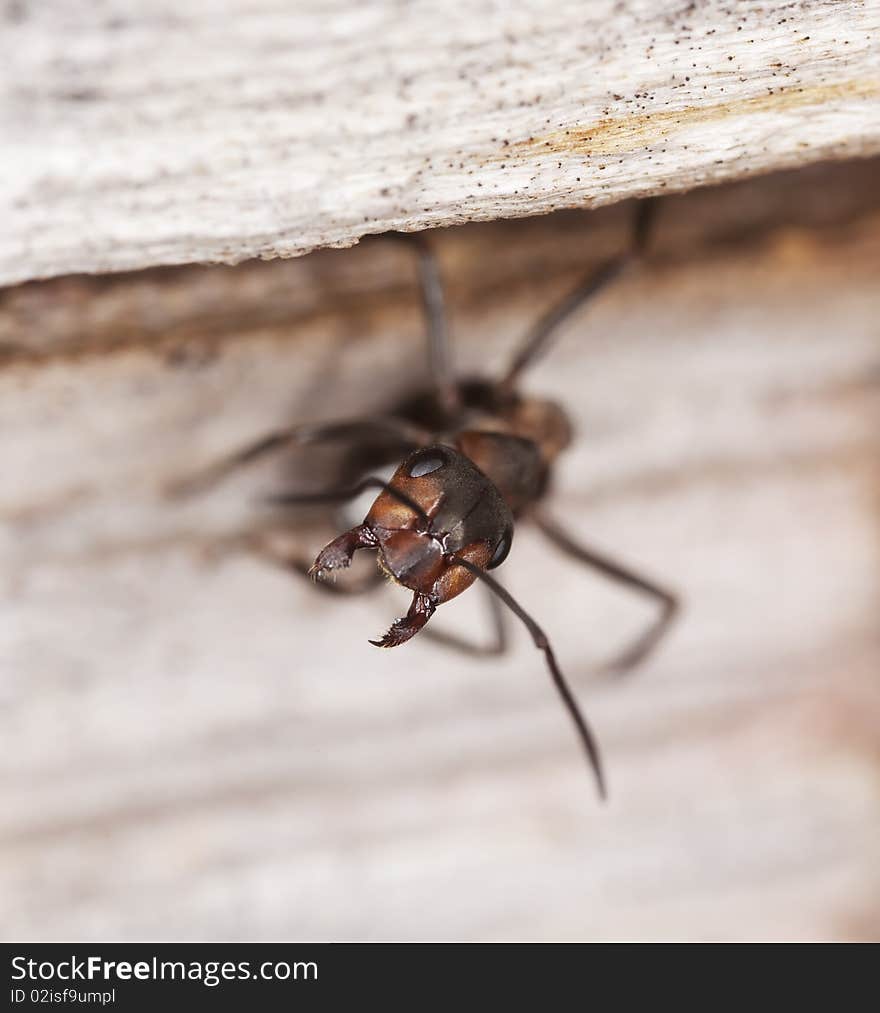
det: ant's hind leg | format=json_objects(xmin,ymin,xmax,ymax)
[
  {"xmin": 532, "ymin": 509, "xmax": 679, "ymax": 676},
  {"xmin": 501, "ymin": 197, "xmax": 658, "ymax": 391},
  {"xmin": 422, "ymin": 583, "xmax": 508, "ymax": 658},
  {"xmin": 391, "ymin": 232, "xmax": 462, "ymax": 420}
]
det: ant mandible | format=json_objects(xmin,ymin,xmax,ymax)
[{"xmin": 177, "ymin": 200, "xmax": 679, "ymax": 800}]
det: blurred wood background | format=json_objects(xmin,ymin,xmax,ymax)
[
  {"xmin": 2, "ymin": 157, "xmax": 879, "ymax": 941},
  {"xmin": 3, "ymin": 0, "xmax": 879, "ymax": 284}
]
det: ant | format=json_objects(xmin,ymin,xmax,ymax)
[{"xmin": 175, "ymin": 200, "xmax": 679, "ymax": 800}]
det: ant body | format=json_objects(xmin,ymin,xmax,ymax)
[{"xmin": 178, "ymin": 201, "xmax": 678, "ymax": 799}]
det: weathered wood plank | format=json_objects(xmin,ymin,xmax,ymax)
[
  {"xmin": 1, "ymin": 161, "xmax": 880, "ymax": 940},
  {"xmin": 3, "ymin": 0, "xmax": 879, "ymax": 285}
]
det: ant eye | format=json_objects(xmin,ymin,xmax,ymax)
[
  {"xmin": 408, "ymin": 450, "xmax": 446, "ymax": 478},
  {"xmin": 487, "ymin": 527, "xmax": 513, "ymax": 569}
]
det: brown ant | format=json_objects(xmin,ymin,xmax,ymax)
[{"xmin": 175, "ymin": 201, "xmax": 679, "ymax": 800}]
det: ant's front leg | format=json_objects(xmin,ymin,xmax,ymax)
[{"xmin": 532, "ymin": 509, "xmax": 679, "ymax": 675}]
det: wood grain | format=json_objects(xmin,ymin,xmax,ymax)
[
  {"xmin": 3, "ymin": 0, "xmax": 880, "ymax": 284},
  {"xmin": 1, "ymin": 159, "xmax": 880, "ymax": 940}
]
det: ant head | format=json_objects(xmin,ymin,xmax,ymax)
[{"xmin": 364, "ymin": 444, "xmax": 514, "ymax": 603}]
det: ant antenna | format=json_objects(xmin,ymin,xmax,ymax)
[
  {"xmin": 266, "ymin": 476, "xmax": 431, "ymax": 527},
  {"xmin": 455, "ymin": 558, "xmax": 606, "ymax": 800},
  {"xmin": 165, "ymin": 418, "xmax": 430, "ymax": 498}
]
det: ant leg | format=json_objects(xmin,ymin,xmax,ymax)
[
  {"xmin": 422, "ymin": 583, "xmax": 508, "ymax": 657},
  {"xmin": 532, "ymin": 509, "xmax": 679, "ymax": 676},
  {"xmin": 166, "ymin": 417, "xmax": 431, "ymax": 497},
  {"xmin": 500, "ymin": 199, "xmax": 657, "ymax": 391},
  {"xmin": 392, "ymin": 232, "xmax": 462, "ymax": 420}
]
